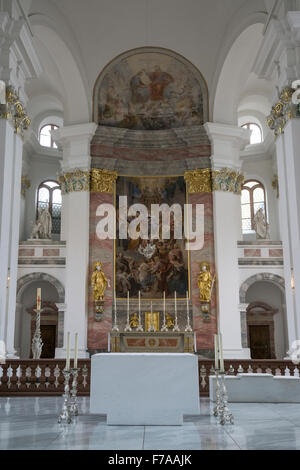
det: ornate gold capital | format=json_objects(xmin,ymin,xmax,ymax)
[
  {"xmin": 90, "ymin": 169, "xmax": 118, "ymax": 193},
  {"xmin": 58, "ymin": 169, "xmax": 90, "ymax": 195},
  {"xmin": 267, "ymin": 85, "xmax": 300, "ymax": 137},
  {"xmin": 184, "ymin": 169, "xmax": 212, "ymax": 193},
  {"xmin": 0, "ymin": 86, "xmax": 31, "ymax": 137},
  {"xmin": 212, "ymin": 168, "xmax": 244, "ymax": 195}
]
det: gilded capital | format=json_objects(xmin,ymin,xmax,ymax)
[
  {"xmin": 267, "ymin": 84, "xmax": 300, "ymax": 137},
  {"xmin": 90, "ymin": 169, "xmax": 118, "ymax": 194},
  {"xmin": 184, "ymin": 169, "xmax": 212, "ymax": 193},
  {"xmin": 58, "ymin": 169, "xmax": 90, "ymax": 195},
  {"xmin": 0, "ymin": 86, "xmax": 31, "ymax": 137},
  {"xmin": 212, "ymin": 168, "xmax": 244, "ymax": 195}
]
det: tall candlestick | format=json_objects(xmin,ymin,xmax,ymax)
[
  {"xmin": 114, "ymin": 292, "xmax": 117, "ymax": 317},
  {"xmin": 186, "ymin": 291, "xmax": 189, "ymax": 315},
  {"xmin": 74, "ymin": 333, "xmax": 78, "ymax": 369},
  {"xmin": 138, "ymin": 291, "xmax": 141, "ymax": 315},
  {"xmin": 174, "ymin": 291, "xmax": 177, "ymax": 315},
  {"xmin": 219, "ymin": 334, "xmax": 224, "ymax": 372},
  {"xmin": 161, "ymin": 291, "xmax": 168, "ymax": 332},
  {"xmin": 66, "ymin": 332, "xmax": 70, "ymax": 371},
  {"xmin": 214, "ymin": 334, "xmax": 219, "ymax": 370},
  {"xmin": 127, "ymin": 291, "xmax": 130, "ymax": 315},
  {"xmin": 124, "ymin": 291, "xmax": 132, "ymax": 332},
  {"xmin": 37, "ymin": 288, "xmax": 41, "ymax": 311}
]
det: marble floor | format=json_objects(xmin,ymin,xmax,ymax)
[{"xmin": 0, "ymin": 397, "xmax": 300, "ymax": 450}]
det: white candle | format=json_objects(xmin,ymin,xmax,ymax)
[
  {"xmin": 163, "ymin": 291, "xmax": 166, "ymax": 315},
  {"xmin": 174, "ymin": 291, "xmax": 177, "ymax": 315},
  {"xmin": 219, "ymin": 334, "xmax": 224, "ymax": 372},
  {"xmin": 114, "ymin": 291, "xmax": 117, "ymax": 316},
  {"xmin": 186, "ymin": 291, "xmax": 189, "ymax": 315},
  {"xmin": 214, "ymin": 334, "xmax": 219, "ymax": 370},
  {"xmin": 127, "ymin": 291, "xmax": 130, "ymax": 315},
  {"xmin": 37, "ymin": 288, "xmax": 41, "ymax": 311},
  {"xmin": 66, "ymin": 332, "xmax": 70, "ymax": 371},
  {"xmin": 74, "ymin": 333, "xmax": 78, "ymax": 369}
]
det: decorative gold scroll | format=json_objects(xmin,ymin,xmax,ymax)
[
  {"xmin": 185, "ymin": 168, "xmax": 244, "ymax": 195},
  {"xmin": 90, "ymin": 169, "xmax": 118, "ymax": 194},
  {"xmin": 58, "ymin": 168, "xmax": 118, "ymax": 195},
  {"xmin": 0, "ymin": 86, "xmax": 31, "ymax": 137},
  {"xmin": 267, "ymin": 86, "xmax": 300, "ymax": 137},
  {"xmin": 184, "ymin": 169, "xmax": 212, "ymax": 193},
  {"xmin": 212, "ymin": 168, "xmax": 245, "ymax": 195}
]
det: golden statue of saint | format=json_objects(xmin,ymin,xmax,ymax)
[
  {"xmin": 198, "ymin": 262, "xmax": 215, "ymax": 303},
  {"xmin": 130, "ymin": 313, "xmax": 139, "ymax": 329},
  {"xmin": 91, "ymin": 262, "xmax": 109, "ymax": 302}
]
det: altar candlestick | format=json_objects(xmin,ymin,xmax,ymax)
[
  {"xmin": 66, "ymin": 332, "xmax": 70, "ymax": 371},
  {"xmin": 37, "ymin": 288, "xmax": 41, "ymax": 311},
  {"xmin": 74, "ymin": 333, "xmax": 78, "ymax": 369},
  {"xmin": 114, "ymin": 292, "xmax": 117, "ymax": 316},
  {"xmin": 219, "ymin": 334, "xmax": 225, "ymax": 372},
  {"xmin": 186, "ymin": 291, "xmax": 189, "ymax": 314},
  {"xmin": 174, "ymin": 291, "xmax": 177, "ymax": 315},
  {"xmin": 163, "ymin": 291, "xmax": 166, "ymax": 316},
  {"xmin": 138, "ymin": 291, "xmax": 141, "ymax": 315},
  {"xmin": 214, "ymin": 334, "xmax": 219, "ymax": 370},
  {"xmin": 127, "ymin": 291, "xmax": 130, "ymax": 315}
]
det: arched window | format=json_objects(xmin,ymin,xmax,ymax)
[
  {"xmin": 241, "ymin": 123, "xmax": 263, "ymax": 145},
  {"xmin": 39, "ymin": 124, "xmax": 59, "ymax": 148},
  {"xmin": 241, "ymin": 180, "xmax": 266, "ymax": 234},
  {"xmin": 37, "ymin": 181, "xmax": 62, "ymax": 235}
]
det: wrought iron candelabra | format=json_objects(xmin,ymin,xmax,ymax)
[
  {"xmin": 213, "ymin": 369, "xmax": 234, "ymax": 425},
  {"xmin": 32, "ymin": 308, "xmax": 43, "ymax": 359},
  {"xmin": 58, "ymin": 369, "xmax": 72, "ymax": 424}
]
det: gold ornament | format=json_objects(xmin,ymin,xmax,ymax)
[
  {"xmin": 90, "ymin": 169, "xmax": 118, "ymax": 193},
  {"xmin": 267, "ymin": 85, "xmax": 299, "ymax": 137},
  {"xmin": 198, "ymin": 262, "xmax": 215, "ymax": 303},
  {"xmin": 130, "ymin": 313, "xmax": 139, "ymax": 329},
  {"xmin": 184, "ymin": 168, "xmax": 212, "ymax": 193},
  {"xmin": 212, "ymin": 168, "xmax": 244, "ymax": 195},
  {"xmin": 165, "ymin": 313, "xmax": 175, "ymax": 329},
  {"xmin": 0, "ymin": 86, "xmax": 31, "ymax": 137},
  {"xmin": 91, "ymin": 262, "xmax": 109, "ymax": 302}
]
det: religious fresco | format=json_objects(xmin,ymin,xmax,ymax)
[
  {"xmin": 115, "ymin": 176, "xmax": 189, "ymax": 299},
  {"xmin": 94, "ymin": 48, "xmax": 208, "ymax": 131}
]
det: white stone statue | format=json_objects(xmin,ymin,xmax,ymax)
[
  {"xmin": 253, "ymin": 208, "xmax": 270, "ymax": 240},
  {"xmin": 30, "ymin": 208, "xmax": 52, "ymax": 240}
]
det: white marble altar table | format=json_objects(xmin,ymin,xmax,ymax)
[{"xmin": 90, "ymin": 353, "xmax": 200, "ymax": 425}]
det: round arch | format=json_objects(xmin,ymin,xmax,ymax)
[
  {"xmin": 240, "ymin": 273, "xmax": 285, "ymax": 304},
  {"xmin": 17, "ymin": 273, "xmax": 65, "ymax": 304}
]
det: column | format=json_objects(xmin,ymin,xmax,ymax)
[
  {"xmin": 6, "ymin": 134, "xmax": 23, "ymax": 358},
  {"xmin": 205, "ymin": 123, "xmax": 251, "ymax": 359},
  {"xmin": 53, "ymin": 123, "xmax": 97, "ymax": 359},
  {"xmin": 0, "ymin": 0, "xmax": 41, "ymax": 357},
  {"xmin": 253, "ymin": 10, "xmax": 300, "ymax": 349}
]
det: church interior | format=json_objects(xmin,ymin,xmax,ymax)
[{"xmin": 1, "ymin": 0, "xmax": 300, "ymax": 452}]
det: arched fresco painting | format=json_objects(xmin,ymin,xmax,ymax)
[{"xmin": 94, "ymin": 47, "xmax": 208, "ymax": 131}]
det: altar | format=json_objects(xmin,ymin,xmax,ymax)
[
  {"xmin": 110, "ymin": 331, "xmax": 195, "ymax": 353},
  {"xmin": 90, "ymin": 353, "xmax": 200, "ymax": 425}
]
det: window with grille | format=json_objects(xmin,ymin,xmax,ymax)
[
  {"xmin": 241, "ymin": 123, "xmax": 263, "ymax": 145},
  {"xmin": 39, "ymin": 124, "xmax": 59, "ymax": 148},
  {"xmin": 241, "ymin": 180, "xmax": 266, "ymax": 234},
  {"xmin": 37, "ymin": 181, "xmax": 62, "ymax": 235}
]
